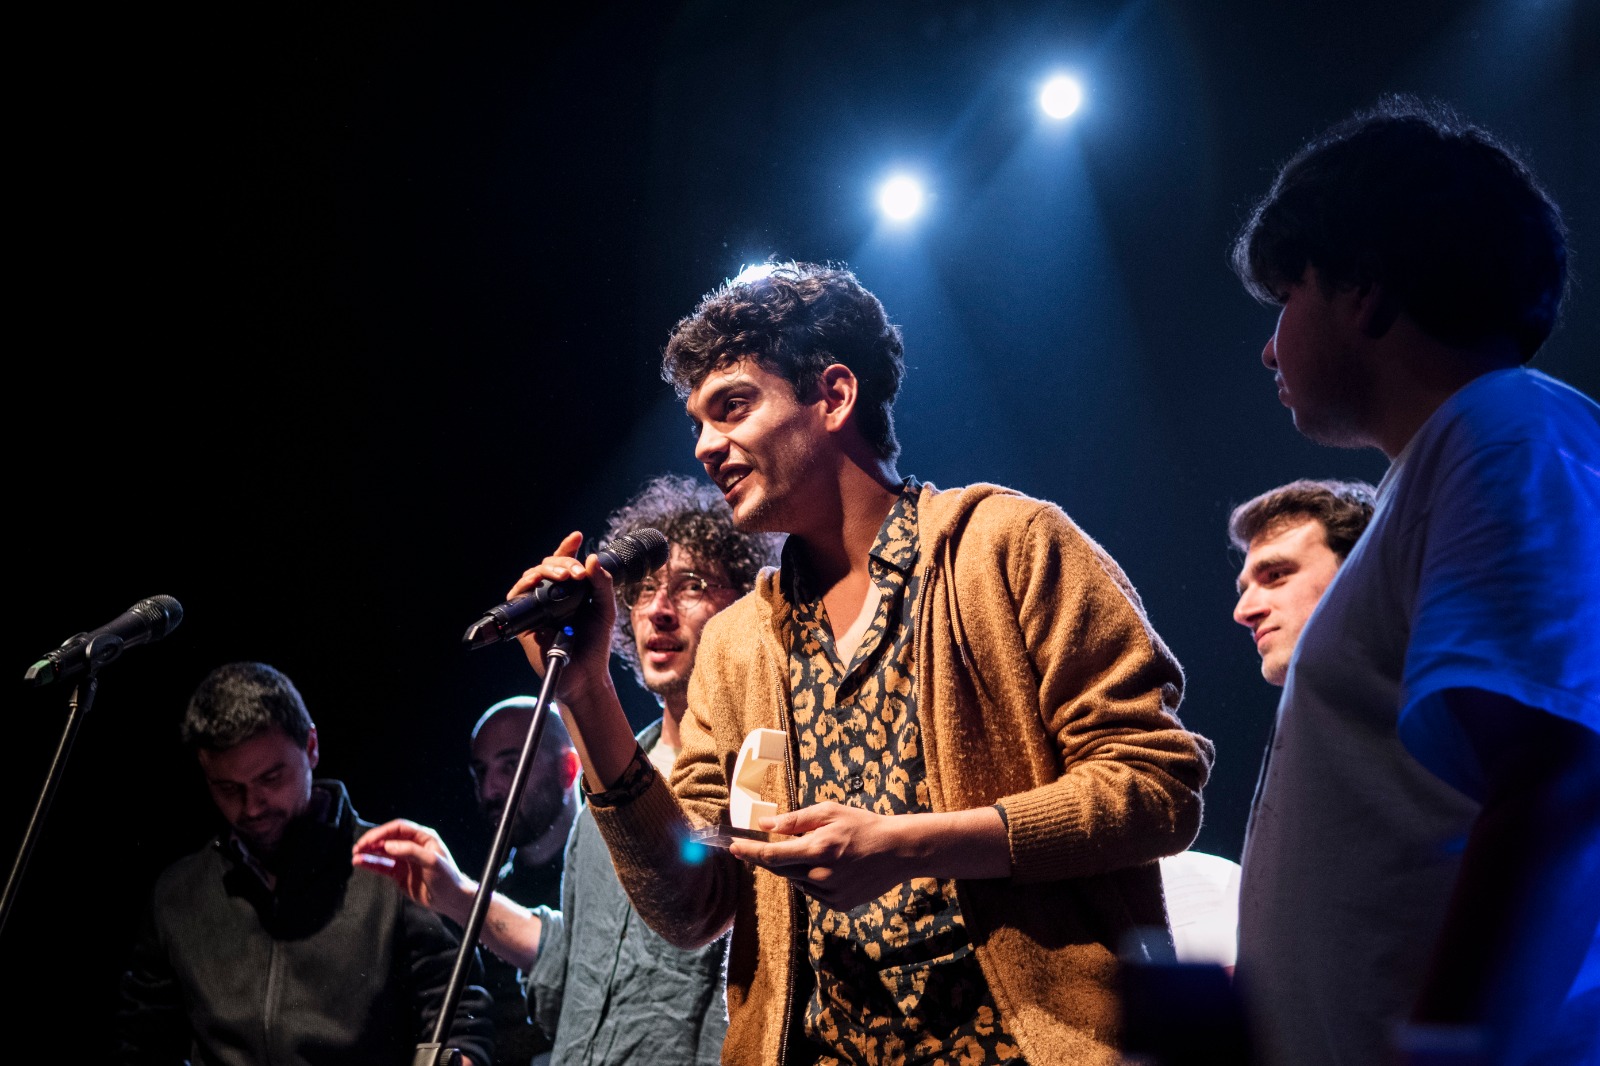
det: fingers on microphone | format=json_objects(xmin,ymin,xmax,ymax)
[{"xmin": 508, "ymin": 567, "xmax": 544, "ymax": 599}]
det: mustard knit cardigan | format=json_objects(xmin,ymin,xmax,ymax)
[{"xmin": 589, "ymin": 482, "xmax": 1216, "ymax": 1065}]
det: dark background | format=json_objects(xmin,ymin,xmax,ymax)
[{"xmin": 7, "ymin": 0, "xmax": 1595, "ymax": 1052}]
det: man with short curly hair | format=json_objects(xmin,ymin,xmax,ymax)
[
  {"xmin": 509, "ymin": 260, "xmax": 1215, "ymax": 1066},
  {"xmin": 1142, "ymin": 478, "xmax": 1378, "ymax": 980},
  {"xmin": 357, "ymin": 475, "xmax": 779, "ymax": 1065},
  {"xmin": 604, "ymin": 472, "xmax": 782, "ymax": 705},
  {"xmin": 1228, "ymin": 477, "xmax": 1376, "ymax": 687}
]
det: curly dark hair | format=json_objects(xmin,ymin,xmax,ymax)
[
  {"xmin": 181, "ymin": 661, "xmax": 314, "ymax": 751},
  {"xmin": 661, "ymin": 260, "xmax": 907, "ymax": 461},
  {"xmin": 1228, "ymin": 478, "xmax": 1377, "ymax": 561},
  {"xmin": 1232, "ymin": 94, "xmax": 1568, "ymax": 361},
  {"xmin": 602, "ymin": 473, "xmax": 782, "ymax": 685}
]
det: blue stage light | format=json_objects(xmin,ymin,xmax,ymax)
[
  {"xmin": 877, "ymin": 174, "xmax": 925, "ymax": 221},
  {"xmin": 1040, "ymin": 74, "xmax": 1083, "ymax": 119}
]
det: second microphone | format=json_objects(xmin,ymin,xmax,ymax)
[{"xmin": 462, "ymin": 527, "xmax": 669, "ymax": 650}]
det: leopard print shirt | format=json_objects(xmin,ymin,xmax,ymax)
[{"xmin": 782, "ymin": 478, "xmax": 1023, "ymax": 1065}]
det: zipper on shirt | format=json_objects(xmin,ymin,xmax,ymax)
[
  {"xmin": 262, "ymin": 934, "xmax": 282, "ymax": 1065},
  {"xmin": 770, "ymin": 611, "xmax": 802, "ymax": 1066},
  {"xmin": 911, "ymin": 552, "xmax": 944, "ymax": 811}
]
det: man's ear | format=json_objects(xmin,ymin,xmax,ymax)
[
  {"xmin": 816, "ymin": 363, "xmax": 859, "ymax": 433},
  {"xmin": 1355, "ymin": 282, "xmax": 1401, "ymax": 340},
  {"xmin": 305, "ymin": 726, "xmax": 320, "ymax": 771}
]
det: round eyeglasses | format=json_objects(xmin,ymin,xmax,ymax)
[{"xmin": 621, "ymin": 571, "xmax": 734, "ymax": 611}]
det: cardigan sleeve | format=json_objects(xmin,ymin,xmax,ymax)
[
  {"xmin": 582, "ymin": 604, "xmax": 762, "ymax": 950},
  {"xmin": 584, "ymin": 760, "xmax": 744, "ymax": 951},
  {"xmin": 992, "ymin": 502, "xmax": 1215, "ymax": 883}
]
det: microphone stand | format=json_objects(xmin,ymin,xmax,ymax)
[
  {"xmin": 3, "ymin": 644, "xmax": 111, "ymax": 939},
  {"xmin": 413, "ymin": 627, "xmax": 574, "ymax": 1066}
]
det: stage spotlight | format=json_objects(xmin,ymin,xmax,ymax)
[
  {"xmin": 877, "ymin": 174, "xmax": 925, "ymax": 221},
  {"xmin": 1039, "ymin": 74, "xmax": 1083, "ymax": 119}
]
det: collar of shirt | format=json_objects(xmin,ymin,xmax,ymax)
[{"xmin": 781, "ymin": 476, "xmax": 922, "ymax": 604}]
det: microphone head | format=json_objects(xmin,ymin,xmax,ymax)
[
  {"xmin": 23, "ymin": 594, "xmax": 186, "ymax": 686},
  {"xmin": 132, "ymin": 595, "xmax": 184, "ymax": 639},
  {"xmin": 600, "ymin": 528, "xmax": 669, "ymax": 583}
]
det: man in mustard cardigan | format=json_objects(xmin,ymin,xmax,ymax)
[{"xmin": 505, "ymin": 261, "xmax": 1215, "ymax": 1065}]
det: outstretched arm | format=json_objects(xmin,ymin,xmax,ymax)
[{"xmin": 353, "ymin": 818, "xmax": 545, "ymax": 971}]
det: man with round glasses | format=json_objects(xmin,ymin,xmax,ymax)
[
  {"xmin": 617, "ymin": 568, "xmax": 736, "ymax": 712},
  {"xmin": 356, "ymin": 473, "xmax": 779, "ymax": 1065},
  {"xmin": 623, "ymin": 572, "xmax": 728, "ymax": 608}
]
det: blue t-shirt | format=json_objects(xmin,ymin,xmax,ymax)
[
  {"xmin": 1390, "ymin": 370, "xmax": 1600, "ymax": 797},
  {"xmin": 1239, "ymin": 368, "xmax": 1600, "ymax": 1066}
]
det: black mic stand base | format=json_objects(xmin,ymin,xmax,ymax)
[{"xmin": 412, "ymin": 1045, "xmax": 461, "ymax": 1066}]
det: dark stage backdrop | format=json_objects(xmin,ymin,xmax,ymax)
[{"xmin": 8, "ymin": 0, "xmax": 1595, "ymax": 1053}]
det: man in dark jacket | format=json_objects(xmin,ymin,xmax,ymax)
[{"xmin": 116, "ymin": 660, "xmax": 495, "ymax": 1066}]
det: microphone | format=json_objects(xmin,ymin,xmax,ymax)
[
  {"xmin": 463, "ymin": 528, "xmax": 669, "ymax": 650},
  {"xmin": 24, "ymin": 595, "xmax": 185, "ymax": 687}
]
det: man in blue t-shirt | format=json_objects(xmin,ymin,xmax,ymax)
[{"xmin": 1231, "ymin": 94, "xmax": 1599, "ymax": 1066}]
